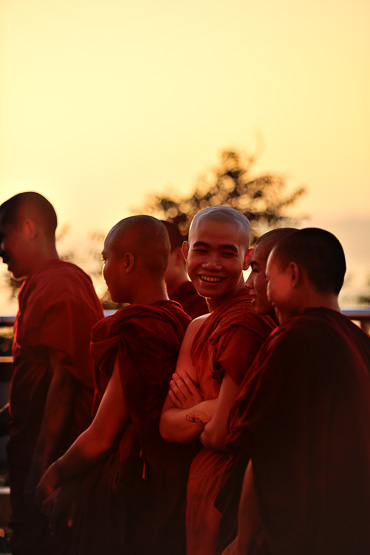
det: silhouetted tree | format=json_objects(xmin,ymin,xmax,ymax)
[{"xmin": 141, "ymin": 148, "xmax": 306, "ymax": 242}]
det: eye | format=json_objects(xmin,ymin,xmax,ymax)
[{"xmin": 193, "ymin": 248, "xmax": 207, "ymax": 254}]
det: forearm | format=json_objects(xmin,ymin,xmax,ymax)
[{"xmin": 160, "ymin": 399, "xmax": 216, "ymax": 443}]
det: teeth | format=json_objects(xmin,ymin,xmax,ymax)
[{"xmin": 200, "ymin": 275, "xmax": 223, "ymax": 283}]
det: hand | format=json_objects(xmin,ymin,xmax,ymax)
[
  {"xmin": 169, "ymin": 371, "xmax": 204, "ymax": 409},
  {"xmin": 35, "ymin": 462, "xmax": 61, "ymax": 511},
  {"xmin": 42, "ymin": 481, "xmax": 81, "ymax": 536}
]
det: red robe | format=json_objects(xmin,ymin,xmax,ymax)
[
  {"xmin": 67, "ymin": 300, "xmax": 195, "ymax": 555},
  {"xmin": 227, "ymin": 308, "xmax": 370, "ymax": 555},
  {"xmin": 186, "ymin": 287, "xmax": 275, "ymax": 555},
  {"xmin": 8, "ymin": 259, "xmax": 103, "ymax": 555},
  {"xmin": 170, "ymin": 280, "xmax": 209, "ymax": 319}
]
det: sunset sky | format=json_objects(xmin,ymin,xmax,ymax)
[{"xmin": 1, "ymin": 0, "xmax": 369, "ymax": 310}]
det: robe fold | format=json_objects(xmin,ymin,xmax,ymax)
[
  {"xmin": 227, "ymin": 308, "xmax": 370, "ymax": 555},
  {"xmin": 8, "ymin": 258, "xmax": 103, "ymax": 555},
  {"xmin": 170, "ymin": 281, "xmax": 209, "ymax": 319},
  {"xmin": 186, "ymin": 287, "xmax": 275, "ymax": 555},
  {"xmin": 67, "ymin": 300, "xmax": 195, "ymax": 555}
]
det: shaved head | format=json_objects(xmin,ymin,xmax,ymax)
[
  {"xmin": 106, "ymin": 215, "xmax": 170, "ymax": 277},
  {"xmin": 0, "ymin": 192, "xmax": 57, "ymax": 236},
  {"xmin": 254, "ymin": 228, "xmax": 298, "ymax": 260},
  {"xmin": 189, "ymin": 206, "xmax": 251, "ymax": 249},
  {"xmin": 271, "ymin": 227, "xmax": 346, "ymax": 294}
]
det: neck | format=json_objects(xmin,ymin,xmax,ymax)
[
  {"xmin": 206, "ymin": 281, "xmax": 245, "ymax": 312},
  {"xmin": 130, "ymin": 283, "xmax": 169, "ymax": 305},
  {"xmin": 27, "ymin": 244, "xmax": 59, "ymax": 275}
]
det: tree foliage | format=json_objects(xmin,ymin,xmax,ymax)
[{"xmin": 142, "ymin": 148, "xmax": 306, "ymax": 243}]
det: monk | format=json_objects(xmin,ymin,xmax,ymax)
[
  {"xmin": 161, "ymin": 220, "xmax": 209, "ymax": 319},
  {"xmin": 224, "ymin": 228, "xmax": 370, "ymax": 555},
  {"xmin": 160, "ymin": 206, "xmax": 275, "ymax": 555},
  {"xmin": 216, "ymin": 227, "xmax": 297, "ymax": 550},
  {"xmin": 0, "ymin": 192, "xmax": 103, "ymax": 555},
  {"xmin": 36, "ymin": 215, "xmax": 194, "ymax": 555}
]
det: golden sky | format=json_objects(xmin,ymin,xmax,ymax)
[{"xmin": 1, "ymin": 0, "xmax": 370, "ymax": 309}]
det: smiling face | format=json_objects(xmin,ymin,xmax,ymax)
[
  {"xmin": 246, "ymin": 242, "xmax": 271, "ymax": 315},
  {"xmin": 183, "ymin": 217, "xmax": 250, "ymax": 309}
]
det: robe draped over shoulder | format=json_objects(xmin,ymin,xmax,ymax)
[
  {"xmin": 227, "ymin": 308, "xmax": 370, "ymax": 555},
  {"xmin": 8, "ymin": 258, "xmax": 103, "ymax": 555},
  {"xmin": 69, "ymin": 300, "xmax": 195, "ymax": 555},
  {"xmin": 186, "ymin": 287, "xmax": 275, "ymax": 555}
]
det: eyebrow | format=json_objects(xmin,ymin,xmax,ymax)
[{"xmin": 193, "ymin": 241, "xmax": 239, "ymax": 253}]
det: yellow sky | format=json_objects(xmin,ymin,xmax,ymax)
[{"xmin": 0, "ymin": 0, "xmax": 370, "ymax": 309}]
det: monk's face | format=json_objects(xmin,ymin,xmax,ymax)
[
  {"xmin": 183, "ymin": 217, "xmax": 250, "ymax": 307},
  {"xmin": 265, "ymin": 253, "xmax": 295, "ymax": 324},
  {"xmin": 101, "ymin": 231, "xmax": 125, "ymax": 303},
  {"xmin": 246, "ymin": 243, "xmax": 271, "ymax": 315},
  {"xmin": 0, "ymin": 216, "xmax": 30, "ymax": 280}
]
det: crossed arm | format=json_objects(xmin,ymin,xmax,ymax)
[{"xmin": 159, "ymin": 315, "xmax": 240, "ymax": 451}]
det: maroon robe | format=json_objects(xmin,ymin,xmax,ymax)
[
  {"xmin": 8, "ymin": 259, "xmax": 103, "ymax": 555},
  {"xmin": 227, "ymin": 308, "xmax": 370, "ymax": 555},
  {"xmin": 186, "ymin": 287, "xmax": 275, "ymax": 555},
  {"xmin": 170, "ymin": 280, "xmax": 209, "ymax": 319},
  {"xmin": 66, "ymin": 300, "xmax": 195, "ymax": 555}
]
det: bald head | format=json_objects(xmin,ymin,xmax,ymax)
[
  {"xmin": 254, "ymin": 228, "xmax": 298, "ymax": 262},
  {"xmin": 189, "ymin": 206, "xmax": 251, "ymax": 250},
  {"xmin": 0, "ymin": 192, "xmax": 57, "ymax": 237},
  {"xmin": 107, "ymin": 215, "xmax": 170, "ymax": 278},
  {"xmin": 271, "ymin": 227, "xmax": 346, "ymax": 295}
]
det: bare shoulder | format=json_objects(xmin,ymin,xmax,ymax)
[{"xmin": 182, "ymin": 313, "xmax": 209, "ymax": 343}]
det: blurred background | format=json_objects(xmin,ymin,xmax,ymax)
[{"xmin": 1, "ymin": 0, "xmax": 369, "ymax": 311}]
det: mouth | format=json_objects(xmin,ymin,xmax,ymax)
[{"xmin": 199, "ymin": 275, "xmax": 225, "ymax": 283}]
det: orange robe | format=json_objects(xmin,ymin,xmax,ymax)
[
  {"xmin": 186, "ymin": 287, "xmax": 275, "ymax": 555},
  {"xmin": 8, "ymin": 259, "xmax": 103, "ymax": 555},
  {"xmin": 66, "ymin": 301, "xmax": 195, "ymax": 555},
  {"xmin": 228, "ymin": 308, "xmax": 370, "ymax": 555}
]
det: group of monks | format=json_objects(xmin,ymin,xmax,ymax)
[{"xmin": 0, "ymin": 191, "xmax": 370, "ymax": 555}]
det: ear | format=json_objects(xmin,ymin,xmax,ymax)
[
  {"xmin": 182, "ymin": 241, "xmax": 189, "ymax": 261},
  {"xmin": 122, "ymin": 252, "xmax": 135, "ymax": 273},
  {"xmin": 243, "ymin": 248, "xmax": 253, "ymax": 271},
  {"xmin": 288, "ymin": 261, "xmax": 300, "ymax": 287},
  {"xmin": 23, "ymin": 218, "xmax": 37, "ymax": 239}
]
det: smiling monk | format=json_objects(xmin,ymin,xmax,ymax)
[{"xmin": 160, "ymin": 206, "xmax": 275, "ymax": 555}]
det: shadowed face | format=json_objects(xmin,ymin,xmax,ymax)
[
  {"xmin": 101, "ymin": 231, "xmax": 125, "ymax": 303},
  {"xmin": 266, "ymin": 252, "xmax": 294, "ymax": 324},
  {"xmin": 0, "ymin": 217, "xmax": 30, "ymax": 280},
  {"xmin": 246, "ymin": 242, "xmax": 271, "ymax": 315},
  {"xmin": 183, "ymin": 218, "xmax": 250, "ymax": 307}
]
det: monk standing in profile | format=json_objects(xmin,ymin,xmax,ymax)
[
  {"xmin": 0, "ymin": 192, "xmax": 103, "ymax": 555},
  {"xmin": 225, "ymin": 228, "xmax": 370, "ymax": 555},
  {"xmin": 36, "ymin": 215, "xmax": 194, "ymax": 555},
  {"xmin": 160, "ymin": 206, "xmax": 275, "ymax": 555}
]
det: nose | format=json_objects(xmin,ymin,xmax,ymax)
[
  {"xmin": 202, "ymin": 253, "xmax": 222, "ymax": 271},
  {"xmin": 245, "ymin": 271, "xmax": 253, "ymax": 289}
]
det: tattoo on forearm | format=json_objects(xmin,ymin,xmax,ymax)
[{"xmin": 186, "ymin": 414, "xmax": 205, "ymax": 425}]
